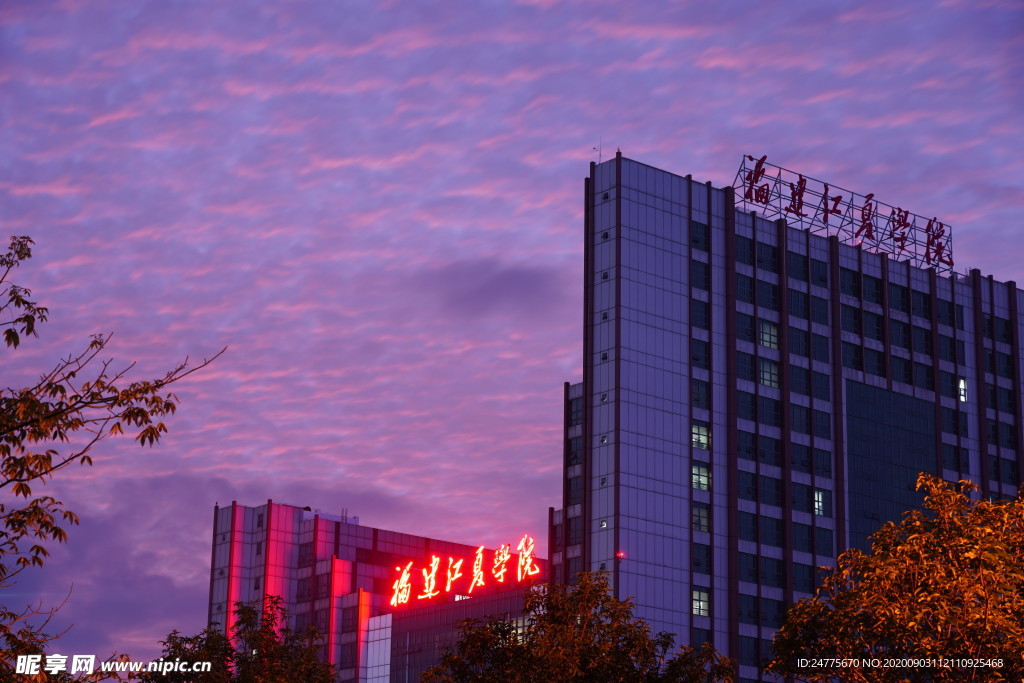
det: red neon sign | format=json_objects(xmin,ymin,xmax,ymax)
[{"xmin": 389, "ymin": 534, "xmax": 543, "ymax": 608}]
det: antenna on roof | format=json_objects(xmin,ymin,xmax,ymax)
[
  {"xmin": 593, "ymin": 136, "xmax": 602, "ymax": 164},
  {"xmin": 341, "ymin": 507, "xmax": 348, "ymax": 523}
]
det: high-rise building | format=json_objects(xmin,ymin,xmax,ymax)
[
  {"xmin": 548, "ymin": 151, "xmax": 1023, "ymax": 681},
  {"xmin": 208, "ymin": 501, "xmax": 543, "ymax": 681}
]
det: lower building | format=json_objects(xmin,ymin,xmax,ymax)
[{"xmin": 208, "ymin": 500, "xmax": 544, "ymax": 681}]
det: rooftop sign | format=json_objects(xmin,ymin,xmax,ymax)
[{"xmin": 733, "ymin": 155, "xmax": 955, "ymax": 276}]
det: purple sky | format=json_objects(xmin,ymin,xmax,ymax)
[{"xmin": 3, "ymin": 0, "xmax": 1022, "ymax": 662}]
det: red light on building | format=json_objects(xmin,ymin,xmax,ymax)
[{"xmin": 615, "ymin": 551, "xmax": 626, "ymax": 559}]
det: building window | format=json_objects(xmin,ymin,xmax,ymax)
[
  {"xmin": 793, "ymin": 522, "xmax": 813, "ymax": 553},
  {"xmin": 758, "ymin": 435, "xmax": 782, "ymax": 467},
  {"xmin": 756, "ymin": 242, "xmax": 779, "ymax": 272},
  {"xmin": 757, "ymin": 280, "xmax": 780, "ymax": 311},
  {"xmin": 760, "ymin": 476, "xmax": 783, "ymax": 507},
  {"xmin": 891, "ymin": 356, "xmax": 912, "ymax": 384},
  {"xmin": 890, "ymin": 320, "xmax": 910, "ymax": 349},
  {"xmin": 739, "ymin": 512, "xmax": 757, "ymax": 542},
  {"xmin": 736, "ymin": 235, "xmax": 754, "ymax": 265},
  {"xmin": 568, "ymin": 476, "xmax": 583, "ymax": 506},
  {"xmin": 737, "ymin": 391, "xmax": 756, "ymax": 421},
  {"xmin": 863, "ymin": 274, "xmax": 883, "ymax": 304},
  {"xmin": 691, "ymin": 299, "xmax": 710, "ymax": 330},
  {"xmin": 912, "ymin": 326, "xmax": 932, "ymax": 355},
  {"xmin": 814, "ymin": 407, "xmax": 834, "ymax": 438},
  {"xmin": 815, "ymin": 527, "xmax": 834, "ymax": 555},
  {"xmin": 691, "ymin": 259, "xmax": 710, "ymax": 290},
  {"xmin": 791, "ymin": 443, "xmax": 811, "ymax": 473},
  {"xmin": 737, "ymin": 351, "xmax": 756, "ymax": 382},
  {"xmin": 812, "ymin": 334, "xmax": 829, "ymax": 362},
  {"xmin": 758, "ymin": 358, "xmax": 779, "ymax": 388},
  {"xmin": 841, "ymin": 342, "xmax": 862, "ymax": 370},
  {"xmin": 914, "ymin": 363, "xmax": 934, "ymax": 391},
  {"xmin": 737, "ymin": 312, "xmax": 755, "ymax": 342},
  {"xmin": 760, "ymin": 517, "xmax": 783, "ymax": 546},
  {"xmin": 912, "ymin": 290, "xmax": 931, "ymax": 319},
  {"xmin": 889, "ymin": 283, "xmax": 909, "ymax": 312},
  {"xmin": 739, "ymin": 471, "xmax": 757, "ymax": 502},
  {"xmin": 692, "ymin": 588, "xmax": 711, "ymax": 617},
  {"xmin": 738, "ymin": 430, "xmax": 755, "ymax": 460},
  {"xmin": 692, "ymin": 502, "xmax": 710, "ymax": 533},
  {"xmin": 841, "ymin": 305, "xmax": 861, "ymax": 335},
  {"xmin": 793, "ymin": 563, "xmax": 815, "ymax": 593},
  {"xmin": 789, "ymin": 326, "xmax": 809, "ymax": 357},
  {"xmin": 691, "ymin": 421, "xmax": 711, "ymax": 450},
  {"xmin": 691, "ymin": 379, "xmax": 710, "ymax": 410},
  {"xmin": 736, "ymin": 273, "xmax": 754, "ymax": 304},
  {"xmin": 256, "ymin": 513, "xmax": 264, "ymax": 529},
  {"xmin": 691, "ymin": 338, "xmax": 710, "ymax": 369},
  {"xmin": 864, "ymin": 311, "xmax": 884, "ymax": 341},
  {"xmin": 812, "ymin": 372, "xmax": 831, "ymax": 400},
  {"xmin": 789, "ymin": 288, "xmax": 809, "ymax": 319},
  {"xmin": 759, "ymin": 396, "xmax": 781, "ymax": 427},
  {"xmin": 811, "ymin": 295, "xmax": 829, "ymax": 324},
  {"xmin": 810, "ymin": 259, "xmax": 828, "ymax": 286},
  {"xmin": 787, "ymin": 251, "xmax": 808, "ymax": 281},
  {"xmin": 815, "ymin": 449, "xmax": 833, "ymax": 478},
  {"xmin": 692, "ymin": 463, "xmax": 710, "ymax": 491},
  {"xmin": 690, "ymin": 220, "xmax": 710, "ymax": 251},
  {"xmin": 865, "ymin": 348, "xmax": 885, "ymax": 377},
  {"xmin": 759, "ymin": 320, "xmax": 779, "ymax": 349},
  {"xmin": 692, "ymin": 543, "xmax": 711, "ymax": 575},
  {"xmin": 739, "ymin": 594, "xmax": 758, "ymax": 625},
  {"xmin": 840, "ymin": 268, "xmax": 861, "ymax": 298},
  {"xmin": 792, "ymin": 404, "xmax": 811, "ymax": 434},
  {"xmin": 814, "ymin": 489, "xmax": 832, "ymax": 517},
  {"xmin": 739, "ymin": 552, "xmax": 757, "ymax": 583},
  {"xmin": 790, "ymin": 365, "xmax": 810, "ymax": 396}
]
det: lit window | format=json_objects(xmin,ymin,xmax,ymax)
[
  {"xmin": 958, "ymin": 378, "xmax": 967, "ymax": 403},
  {"xmin": 692, "ymin": 588, "xmax": 711, "ymax": 617},
  {"xmin": 814, "ymin": 489, "xmax": 832, "ymax": 517},
  {"xmin": 759, "ymin": 358, "xmax": 779, "ymax": 388},
  {"xmin": 759, "ymin": 320, "xmax": 779, "ymax": 349},
  {"xmin": 692, "ymin": 464, "xmax": 711, "ymax": 491},
  {"xmin": 691, "ymin": 421, "xmax": 711, "ymax": 450}
]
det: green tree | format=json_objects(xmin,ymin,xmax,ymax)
[
  {"xmin": 143, "ymin": 596, "xmax": 335, "ymax": 683},
  {"xmin": 422, "ymin": 571, "xmax": 735, "ymax": 682},
  {"xmin": 767, "ymin": 474, "xmax": 1024, "ymax": 683},
  {"xmin": 0, "ymin": 235, "xmax": 222, "ymax": 676}
]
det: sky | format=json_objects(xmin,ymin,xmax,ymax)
[{"xmin": 2, "ymin": 0, "xmax": 1022, "ymax": 663}]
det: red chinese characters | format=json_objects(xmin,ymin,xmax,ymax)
[
  {"xmin": 784, "ymin": 174, "xmax": 809, "ymax": 217},
  {"xmin": 889, "ymin": 208, "xmax": 910, "ymax": 252},
  {"xmin": 820, "ymin": 184, "xmax": 844, "ymax": 225},
  {"xmin": 390, "ymin": 562, "xmax": 413, "ymax": 607},
  {"xmin": 492, "ymin": 544, "xmax": 511, "ymax": 583},
  {"xmin": 516, "ymin": 535, "xmax": 541, "ymax": 582},
  {"xmin": 925, "ymin": 218, "xmax": 954, "ymax": 266},
  {"xmin": 743, "ymin": 155, "xmax": 770, "ymax": 204},
  {"xmin": 445, "ymin": 557, "xmax": 464, "ymax": 592},
  {"xmin": 418, "ymin": 555, "xmax": 441, "ymax": 600},
  {"xmin": 855, "ymin": 193, "xmax": 876, "ymax": 241},
  {"xmin": 735, "ymin": 155, "xmax": 955, "ymax": 274},
  {"xmin": 468, "ymin": 545, "xmax": 486, "ymax": 593},
  {"xmin": 388, "ymin": 534, "xmax": 542, "ymax": 608}
]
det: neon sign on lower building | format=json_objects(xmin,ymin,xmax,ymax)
[{"xmin": 389, "ymin": 533, "xmax": 543, "ymax": 608}]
